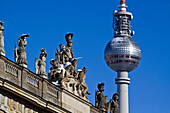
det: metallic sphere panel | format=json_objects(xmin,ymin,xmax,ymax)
[{"xmin": 104, "ymin": 37, "xmax": 141, "ymax": 72}]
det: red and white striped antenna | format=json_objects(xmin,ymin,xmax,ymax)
[{"xmin": 119, "ymin": 0, "xmax": 127, "ymax": 12}]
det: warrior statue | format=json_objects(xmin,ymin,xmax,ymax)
[
  {"xmin": 95, "ymin": 83, "xmax": 109, "ymax": 112},
  {"xmin": 110, "ymin": 93, "xmax": 119, "ymax": 113},
  {"xmin": 48, "ymin": 33, "xmax": 75, "ymax": 85},
  {"xmin": 35, "ymin": 49, "xmax": 47, "ymax": 78},
  {"xmin": 61, "ymin": 33, "xmax": 74, "ymax": 63},
  {"xmin": 14, "ymin": 34, "xmax": 29, "ymax": 68},
  {"xmin": 0, "ymin": 21, "xmax": 5, "ymax": 56}
]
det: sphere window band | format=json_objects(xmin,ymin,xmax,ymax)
[
  {"xmin": 105, "ymin": 55, "xmax": 141, "ymax": 60},
  {"xmin": 107, "ymin": 60, "xmax": 139, "ymax": 65}
]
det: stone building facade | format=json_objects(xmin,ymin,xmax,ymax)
[{"xmin": 0, "ymin": 55, "xmax": 102, "ymax": 113}]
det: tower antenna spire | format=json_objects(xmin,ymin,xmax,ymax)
[
  {"xmin": 120, "ymin": 0, "xmax": 126, "ymax": 4},
  {"xmin": 119, "ymin": 0, "xmax": 127, "ymax": 12}
]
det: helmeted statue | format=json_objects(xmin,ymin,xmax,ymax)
[
  {"xmin": 62, "ymin": 33, "xmax": 74, "ymax": 63},
  {"xmin": 48, "ymin": 33, "xmax": 90, "ymax": 101},
  {"xmin": 110, "ymin": 93, "xmax": 119, "ymax": 113},
  {"xmin": 95, "ymin": 83, "xmax": 110, "ymax": 112},
  {"xmin": 14, "ymin": 34, "xmax": 29, "ymax": 68},
  {"xmin": 0, "ymin": 21, "xmax": 5, "ymax": 56},
  {"xmin": 35, "ymin": 49, "xmax": 47, "ymax": 78},
  {"xmin": 95, "ymin": 83, "xmax": 106, "ymax": 109}
]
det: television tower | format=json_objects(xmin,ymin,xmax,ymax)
[{"xmin": 104, "ymin": 0, "xmax": 141, "ymax": 113}]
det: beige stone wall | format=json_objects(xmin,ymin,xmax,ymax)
[{"xmin": 62, "ymin": 92, "xmax": 90, "ymax": 113}]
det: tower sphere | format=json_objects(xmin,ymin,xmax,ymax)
[{"xmin": 104, "ymin": 36, "xmax": 141, "ymax": 72}]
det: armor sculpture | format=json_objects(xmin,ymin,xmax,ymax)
[
  {"xmin": 61, "ymin": 33, "xmax": 74, "ymax": 63},
  {"xmin": 35, "ymin": 49, "xmax": 47, "ymax": 78},
  {"xmin": 95, "ymin": 83, "xmax": 109, "ymax": 112},
  {"xmin": 14, "ymin": 34, "xmax": 29, "ymax": 68}
]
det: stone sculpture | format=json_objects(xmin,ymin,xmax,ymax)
[
  {"xmin": 62, "ymin": 33, "xmax": 74, "ymax": 63},
  {"xmin": 48, "ymin": 33, "xmax": 90, "ymax": 100},
  {"xmin": 77, "ymin": 67, "xmax": 90, "ymax": 98},
  {"xmin": 110, "ymin": 93, "xmax": 119, "ymax": 113},
  {"xmin": 14, "ymin": 34, "xmax": 29, "ymax": 68},
  {"xmin": 35, "ymin": 49, "xmax": 47, "ymax": 78},
  {"xmin": 0, "ymin": 21, "xmax": 5, "ymax": 56},
  {"xmin": 95, "ymin": 83, "xmax": 109, "ymax": 112}
]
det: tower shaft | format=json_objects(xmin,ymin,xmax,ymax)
[{"xmin": 116, "ymin": 71, "xmax": 130, "ymax": 113}]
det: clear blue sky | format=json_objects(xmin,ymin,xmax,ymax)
[{"xmin": 1, "ymin": 0, "xmax": 170, "ymax": 113}]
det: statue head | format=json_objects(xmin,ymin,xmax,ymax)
[
  {"xmin": 40, "ymin": 48, "xmax": 47, "ymax": 61},
  {"xmin": 65, "ymin": 33, "xmax": 73, "ymax": 47},
  {"xmin": 65, "ymin": 33, "xmax": 73, "ymax": 41},
  {"xmin": 98, "ymin": 83, "xmax": 105, "ymax": 92},
  {"xmin": 112, "ymin": 93, "xmax": 119, "ymax": 102},
  {"xmin": 20, "ymin": 34, "xmax": 29, "ymax": 40},
  {"xmin": 18, "ymin": 34, "xmax": 29, "ymax": 47}
]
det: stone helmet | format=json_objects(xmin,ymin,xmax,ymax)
[{"xmin": 65, "ymin": 33, "xmax": 73, "ymax": 43}]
